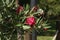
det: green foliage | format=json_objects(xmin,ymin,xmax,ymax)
[
  {"xmin": 39, "ymin": 0, "xmax": 60, "ymax": 20},
  {"xmin": 0, "ymin": 0, "xmax": 58, "ymax": 40},
  {"xmin": 0, "ymin": 0, "xmax": 17, "ymax": 40}
]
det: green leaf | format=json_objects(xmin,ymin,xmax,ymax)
[
  {"xmin": 37, "ymin": 9, "xmax": 44, "ymax": 14},
  {"xmin": 38, "ymin": 26, "xmax": 41, "ymax": 28},
  {"xmin": 6, "ymin": 0, "xmax": 9, "ymax": 5},
  {"xmin": 42, "ymin": 23, "xmax": 48, "ymax": 26},
  {"xmin": 44, "ymin": 26, "xmax": 51, "ymax": 28},
  {"xmin": 16, "ymin": 24, "xmax": 21, "ymax": 27},
  {"xmin": 23, "ymin": 25, "xmax": 30, "ymax": 30},
  {"xmin": 47, "ymin": 0, "xmax": 56, "ymax": 3},
  {"xmin": 24, "ymin": 10, "xmax": 29, "ymax": 14},
  {"xmin": 36, "ymin": 17, "xmax": 41, "ymax": 24},
  {"xmin": 22, "ymin": 16, "xmax": 26, "ymax": 23},
  {"xmin": 0, "ymin": 14, "xmax": 2, "ymax": 22},
  {"xmin": 7, "ymin": 0, "xmax": 15, "ymax": 7},
  {"xmin": 25, "ymin": 4, "xmax": 30, "ymax": 10}
]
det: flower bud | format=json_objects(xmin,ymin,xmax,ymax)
[{"xmin": 16, "ymin": 6, "xmax": 24, "ymax": 14}]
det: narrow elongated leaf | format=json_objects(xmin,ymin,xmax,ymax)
[
  {"xmin": 23, "ymin": 25, "xmax": 30, "ymax": 30},
  {"xmin": 16, "ymin": 24, "xmax": 21, "ymax": 27}
]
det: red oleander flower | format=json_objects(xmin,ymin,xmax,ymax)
[
  {"xmin": 33, "ymin": 6, "xmax": 38, "ymax": 12},
  {"xmin": 16, "ymin": 6, "xmax": 24, "ymax": 14},
  {"xmin": 25, "ymin": 16, "xmax": 35, "ymax": 27}
]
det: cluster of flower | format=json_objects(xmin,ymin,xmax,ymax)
[{"xmin": 16, "ymin": 5, "xmax": 48, "ymax": 31}]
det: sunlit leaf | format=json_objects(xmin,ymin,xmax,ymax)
[{"xmin": 23, "ymin": 25, "xmax": 30, "ymax": 30}]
